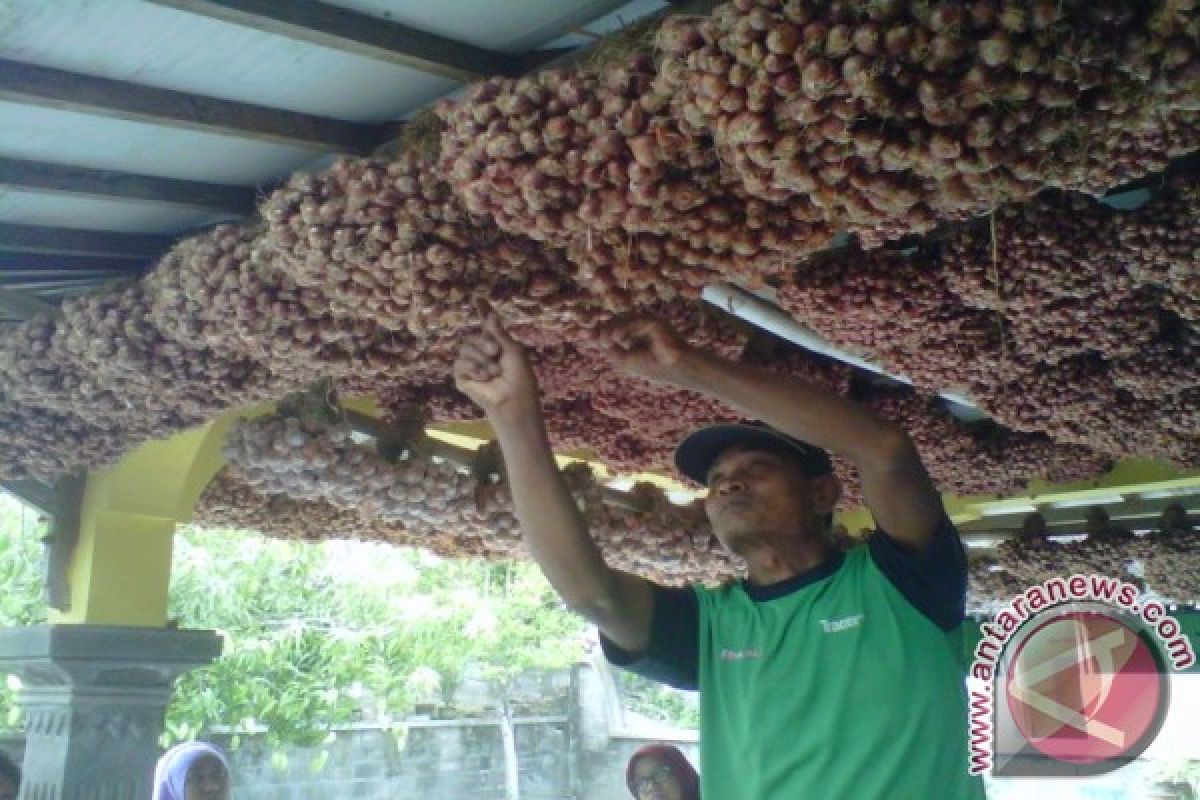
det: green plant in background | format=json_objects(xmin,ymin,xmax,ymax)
[
  {"xmin": 165, "ymin": 526, "xmax": 588, "ymax": 748},
  {"xmin": 0, "ymin": 493, "xmax": 48, "ymax": 731},
  {"xmin": 617, "ymin": 671, "xmax": 700, "ymax": 730}
]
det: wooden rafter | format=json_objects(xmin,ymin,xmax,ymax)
[
  {"xmin": 0, "ymin": 58, "xmax": 384, "ymax": 154},
  {"xmin": 0, "ymin": 157, "xmax": 257, "ymax": 216},
  {"xmin": 143, "ymin": 0, "xmax": 521, "ymax": 82},
  {"xmin": 0, "ymin": 252, "xmax": 148, "ymax": 276},
  {"xmin": 0, "ymin": 278, "xmax": 114, "ymax": 293},
  {"xmin": 0, "ymin": 287, "xmax": 57, "ymax": 320},
  {"xmin": 0, "ymin": 223, "xmax": 174, "ymax": 258}
]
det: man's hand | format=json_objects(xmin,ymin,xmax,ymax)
[
  {"xmin": 600, "ymin": 317, "xmax": 693, "ymax": 384},
  {"xmin": 454, "ymin": 309, "xmax": 539, "ymax": 424}
]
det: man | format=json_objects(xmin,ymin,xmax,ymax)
[{"xmin": 454, "ymin": 311, "xmax": 985, "ymax": 799}]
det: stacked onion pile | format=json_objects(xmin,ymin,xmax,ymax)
[
  {"xmin": 0, "ymin": 313, "xmax": 132, "ymax": 419},
  {"xmin": 209, "ymin": 429, "xmax": 744, "ymax": 584},
  {"xmin": 858, "ymin": 386, "xmax": 1111, "ymax": 497},
  {"xmin": 780, "ymin": 181, "xmax": 1200, "ymax": 466},
  {"xmin": 260, "ymin": 154, "xmax": 581, "ymax": 349},
  {"xmin": 942, "ymin": 193, "xmax": 1160, "ymax": 366},
  {"xmin": 988, "ymin": 530, "xmax": 1200, "ymax": 604},
  {"xmin": 0, "ymin": 392, "xmax": 159, "ymax": 482},
  {"xmin": 1136, "ymin": 529, "xmax": 1200, "ymax": 602},
  {"xmin": 778, "ymin": 247, "xmax": 964, "ymax": 376},
  {"xmin": 656, "ymin": 0, "xmax": 1199, "ymax": 248},
  {"xmin": 437, "ymin": 58, "xmax": 834, "ymax": 306},
  {"xmin": 192, "ymin": 467, "xmax": 421, "ymax": 547},
  {"xmin": 966, "ymin": 556, "xmax": 1027, "ymax": 613},
  {"xmin": 223, "ymin": 412, "xmax": 489, "ymax": 542}
]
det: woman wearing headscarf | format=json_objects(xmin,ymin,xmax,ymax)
[
  {"xmin": 151, "ymin": 742, "xmax": 230, "ymax": 800},
  {"xmin": 626, "ymin": 743, "xmax": 700, "ymax": 800}
]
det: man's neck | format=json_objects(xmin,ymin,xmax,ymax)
[{"xmin": 742, "ymin": 536, "xmax": 833, "ymax": 586}]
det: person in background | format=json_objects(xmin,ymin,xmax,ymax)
[
  {"xmin": 1018, "ymin": 511, "xmax": 1050, "ymax": 542},
  {"xmin": 1084, "ymin": 506, "xmax": 1133, "ymax": 541},
  {"xmin": 0, "ymin": 750, "xmax": 19, "ymax": 800},
  {"xmin": 152, "ymin": 741, "xmax": 230, "ymax": 800},
  {"xmin": 1158, "ymin": 503, "xmax": 1195, "ymax": 536},
  {"xmin": 626, "ymin": 744, "xmax": 700, "ymax": 800}
]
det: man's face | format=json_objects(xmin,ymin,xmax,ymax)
[
  {"xmin": 631, "ymin": 756, "xmax": 683, "ymax": 800},
  {"xmin": 704, "ymin": 446, "xmax": 818, "ymax": 549},
  {"xmin": 185, "ymin": 756, "xmax": 228, "ymax": 800}
]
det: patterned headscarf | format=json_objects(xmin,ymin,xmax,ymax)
[
  {"xmin": 151, "ymin": 742, "xmax": 229, "ymax": 800},
  {"xmin": 626, "ymin": 743, "xmax": 700, "ymax": 799}
]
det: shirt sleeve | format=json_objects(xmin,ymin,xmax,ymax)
[
  {"xmin": 599, "ymin": 583, "xmax": 700, "ymax": 691},
  {"xmin": 867, "ymin": 514, "xmax": 967, "ymax": 632}
]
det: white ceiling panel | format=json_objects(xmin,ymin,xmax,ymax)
[
  {"xmin": 0, "ymin": 0, "xmax": 457, "ymax": 122},
  {"xmin": 0, "ymin": 102, "xmax": 321, "ymax": 184},
  {"xmin": 326, "ymin": 0, "xmax": 636, "ymax": 54},
  {"xmin": 0, "ymin": 187, "xmax": 232, "ymax": 234}
]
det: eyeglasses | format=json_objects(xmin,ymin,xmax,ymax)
[{"xmin": 634, "ymin": 764, "xmax": 674, "ymax": 794}]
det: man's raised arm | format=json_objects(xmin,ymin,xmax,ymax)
[
  {"xmin": 601, "ymin": 317, "xmax": 943, "ymax": 551},
  {"xmin": 453, "ymin": 310, "xmax": 654, "ymax": 652}
]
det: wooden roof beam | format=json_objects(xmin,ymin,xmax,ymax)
[
  {"xmin": 0, "ymin": 223, "xmax": 174, "ymax": 259},
  {"xmin": 0, "ymin": 157, "xmax": 257, "ymax": 216},
  {"xmin": 0, "ymin": 252, "xmax": 148, "ymax": 276},
  {"xmin": 0, "ymin": 58, "xmax": 384, "ymax": 154},
  {"xmin": 0, "ymin": 287, "xmax": 56, "ymax": 321},
  {"xmin": 143, "ymin": 0, "xmax": 520, "ymax": 82}
]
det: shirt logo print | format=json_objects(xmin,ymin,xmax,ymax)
[
  {"xmin": 820, "ymin": 613, "xmax": 865, "ymax": 634},
  {"xmin": 720, "ymin": 648, "xmax": 762, "ymax": 661}
]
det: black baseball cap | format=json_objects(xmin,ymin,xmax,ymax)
[{"xmin": 674, "ymin": 422, "xmax": 833, "ymax": 485}]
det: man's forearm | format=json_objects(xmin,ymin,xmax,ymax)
[
  {"xmin": 670, "ymin": 349, "xmax": 908, "ymax": 470},
  {"xmin": 491, "ymin": 412, "xmax": 617, "ymax": 612}
]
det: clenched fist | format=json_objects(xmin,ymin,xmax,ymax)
[
  {"xmin": 600, "ymin": 316, "xmax": 693, "ymax": 384},
  {"xmin": 453, "ymin": 307, "xmax": 539, "ymax": 424}
]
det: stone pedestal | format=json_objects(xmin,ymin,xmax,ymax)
[{"xmin": 0, "ymin": 625, "xmax": 221, "ymax": 800}]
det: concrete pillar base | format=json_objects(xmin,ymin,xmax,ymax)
[{"xmin": 0, "ymin": 625, "xmax": 221, "ymax": 800}]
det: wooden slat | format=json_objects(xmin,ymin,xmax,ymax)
[
  {"xmin": 0, "ymin": 252, "xmax": 147, "ymax": 276},
  {"xmin": 0, "ymin": 223, "xmax": 174, "ymax": 258},
  {"xmin": 0, "ymin": 58, "xmax": 383, "ymax": 154},
  {"xmin": 0, "ymin": 157, "xmax": 257, "ymax": 215},
  {"xmin": 0, "ymin": 287, "xmax": 56, "ymax": 320},
  {"xmin": 0, "ymin": 278, "xmax": 112, "ymax": 293},
  {"xmin": 144, "ymin": 0, "xmax": 520, "ymax": 81}
]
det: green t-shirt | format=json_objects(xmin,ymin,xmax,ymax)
[{"xmin": 604, "ymin": 516, "xmax": 987, "ymax": 800}]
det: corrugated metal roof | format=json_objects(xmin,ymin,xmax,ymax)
[{"xmin": 0, "ymin": 0, "xmax": 663, "ymax": 300}]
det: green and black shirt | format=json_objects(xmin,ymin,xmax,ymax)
[{"xmin": 603, "ymin": 515, "xmax": 988, "ymax": 800}]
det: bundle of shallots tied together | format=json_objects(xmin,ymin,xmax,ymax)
[
  {"xmin": 656, "ymin": 0, "xmax": 1199, "ymax": 248},
  {"xmin": 260, "ymin": 154, "xmax": 582, "ymax": 351},
  {"xmin": 437, "ymin": 57, "xmax": 834, "ymax": 307},
  {"xmin": 0, "ymin": 393, "xmax": 168, "ymax": 482},
  {"xmin": 223, "ymin": 412, "xmax": 489, "ymax": 541},
  {"xmin": 857, "ymin": 386, "xmax": 1111, "ymax": 499},
  {"xmin": 990, "ymin": 530, "xmax": 1200, "ymax": 605}
]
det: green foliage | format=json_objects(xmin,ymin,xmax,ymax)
[
  {"xmin": 0, "ymin": 493, "xmax": 47, "ymax": 731},
  {"xmin": 166, "ymin": 527, "xmax": 587, "ymax": 747},
  {"xmin": 617, "ymin": 671, "xmax": 700, "ymax": 730}
]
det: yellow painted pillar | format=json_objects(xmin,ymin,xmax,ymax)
[{"xmin": 49, "ymin": 412, "xmax": 240, "ymax": 627}]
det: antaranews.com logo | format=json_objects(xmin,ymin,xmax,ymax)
[{"xmin": 967, "ymin": 574, "xmax": 1196, "ymax": 777}]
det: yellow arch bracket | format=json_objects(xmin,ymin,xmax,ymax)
[
  {"xmin": 49, "ymin": 400, "xmax": 271, "ymax": 626},
  {"xmin": 51, "ymin": 397, "xmax": 383, "ymax": 626}
]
